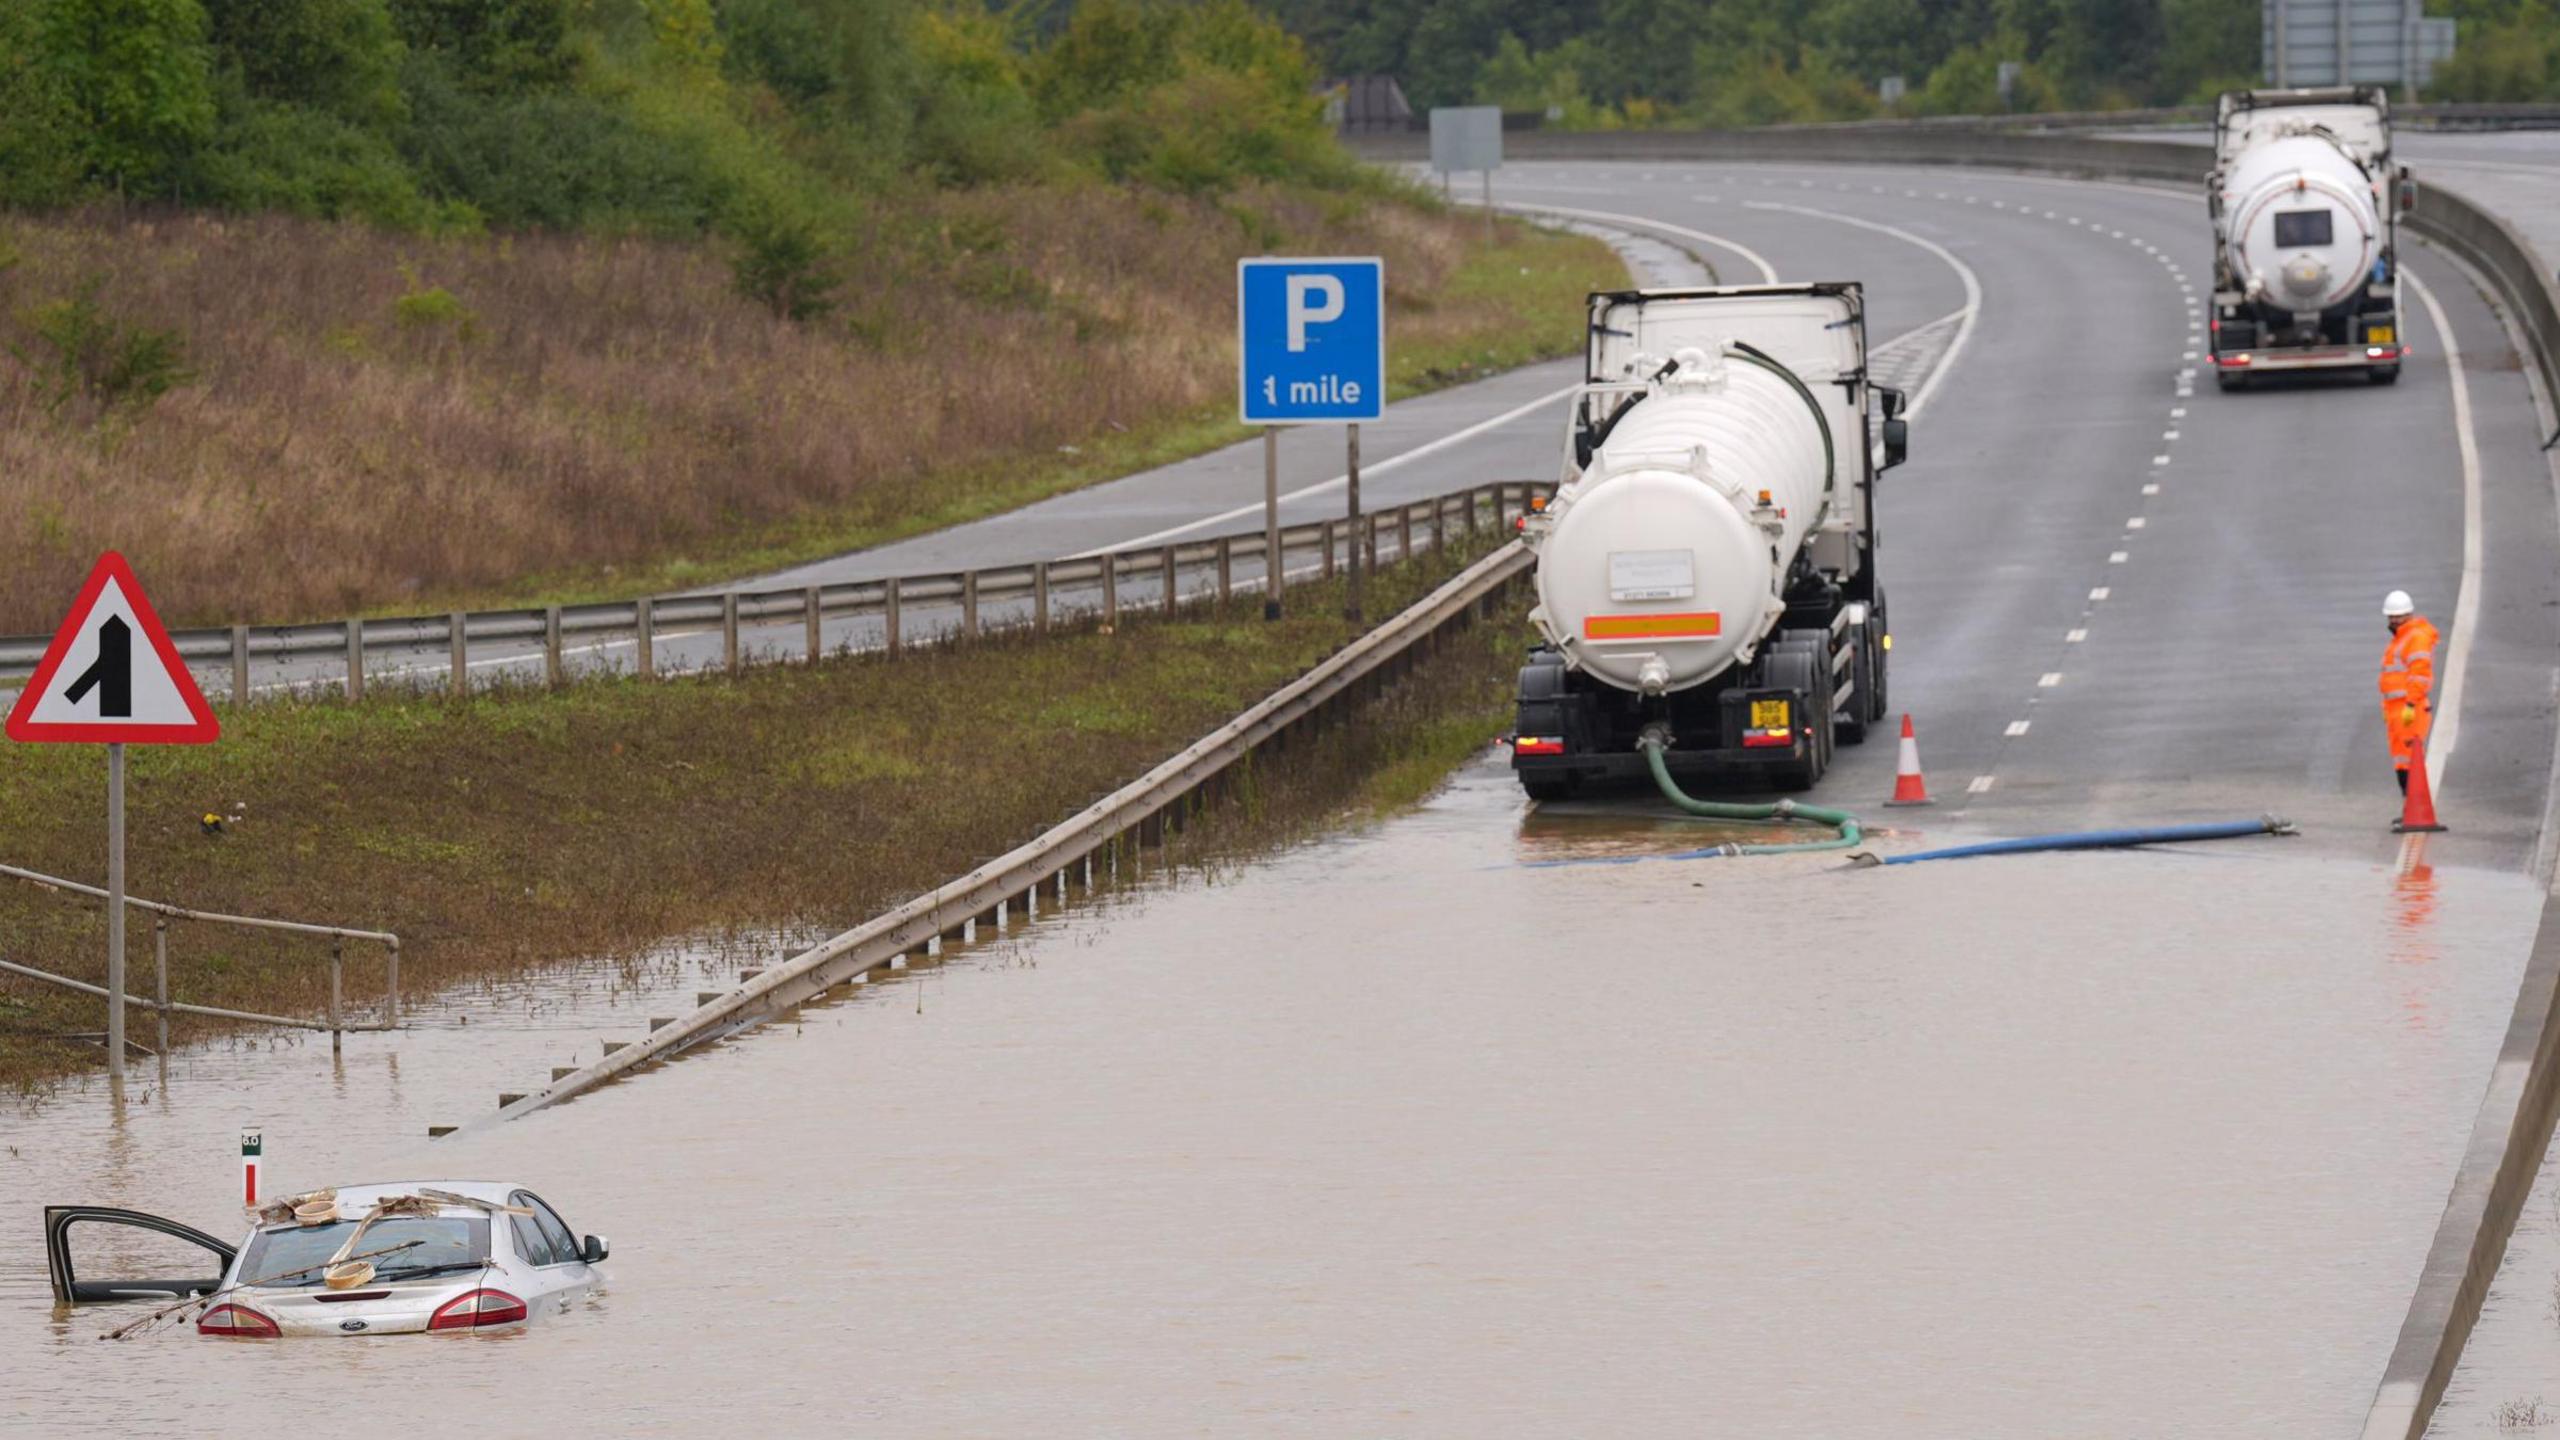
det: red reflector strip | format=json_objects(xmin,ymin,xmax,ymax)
[
  {"xmin": 1513, "ymin": 737, "xmax": 1564, "ymax": 756},
  {"xmin": 1583, "ymin": 611, "xmax": 1721, "ymax": 640},
  {"xmin": 1741, "ymin": 729, "xmax": 1792, "ymax": 749}
]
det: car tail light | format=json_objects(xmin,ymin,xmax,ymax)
[
  {"xmin": 429, "ymin": 1288, "xmax": 529, "ymax": 1331},
  {"xmin": 197, "ymin": 1303, "xmax": 280, "ymax": 1338}
]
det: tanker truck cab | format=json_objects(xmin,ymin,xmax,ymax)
[
  {"xmin": 1511, "ymin": 282, "xmax": 1902, "ymax": 801},
  {"xmin": 2206, "ymin": 86, "xmax": 2413, "ymax": 390}
]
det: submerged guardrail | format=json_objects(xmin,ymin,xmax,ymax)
[{"xmin": 439, "ymin": 536, "xmax": 1537, "ymax": 1138}]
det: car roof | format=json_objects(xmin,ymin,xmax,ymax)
[{"xmin": 248, "ymin": 1180, "xmax": 532, "ymax": 1231}]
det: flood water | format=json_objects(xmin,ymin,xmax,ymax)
[
  {"xmin": 2429, "ymin": 1109, "xmax": 2560, "ymax": 1434},
  {"xmin": 2, "ymin": 754, "xmax": 2542, "ymax": 1437}
]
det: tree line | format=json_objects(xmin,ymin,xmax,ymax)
[{"xmin": 1266, "ymin": 0, "xmax": 2560, "ymax": 123}]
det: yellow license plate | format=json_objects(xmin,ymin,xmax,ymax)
[
  {"xmin": 2368, "ymin": 325, "xmax": 2396, "ymax": 345},
  {"xmin": 1750, "ymin": 699, "xmax": 1791, "ymax": 729}
]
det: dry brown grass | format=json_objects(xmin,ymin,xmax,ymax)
[{"xmin": 0, "ymin": 183, "xmax": 1612, "ymax": 631}]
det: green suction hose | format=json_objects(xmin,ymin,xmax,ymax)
[{"xmin": 1637, "ymin": 729, "xmax": 1865, "ymax": 855}]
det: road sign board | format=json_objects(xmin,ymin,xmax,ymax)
[
  {"xmin": 1238, "ymin": 257, "xmax": 1384, "ymax": 425},
  {"xmin": 5, "ymin": 552, "xmax": 219, "ymax": 744},
  {"xmin": 1429, "ymin": 106, "xmax": 1503, "ymax": 175}
]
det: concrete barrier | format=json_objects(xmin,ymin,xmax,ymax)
[{"xmin": 1348, "ymin": 125, "xmax": 2560, "ymax": 1440}]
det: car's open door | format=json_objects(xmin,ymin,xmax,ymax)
[{"xmin": 44, "ymin": 1206, "xmax": 236, "ymax": 1304}]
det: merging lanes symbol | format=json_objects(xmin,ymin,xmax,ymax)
[{"xmin": 5, "ymin": 551, "xmax": 218, "ymax": 744}]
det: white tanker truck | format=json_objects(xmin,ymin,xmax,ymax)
[
  {"xmin": 1510, "ymin": 283, "xmax": 1905, "ymax": 799},
  {"xmin": 2206, "ymin": 86, "xmax": 2417, "ymax": 390}
]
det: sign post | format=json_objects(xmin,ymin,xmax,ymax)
[
  {"xmin": 5, "ymin": 552, "xmax": 222, "ymax": 1086},
  {"xmin": 1238, "ymin": 257, "xmax": 1385, "ymax": 621}
]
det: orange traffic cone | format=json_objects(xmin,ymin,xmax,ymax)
[
  {"xmin": 2394, "ymin": 737, "xmax": 2448, "ymax": 834},
  {"xmin": 1885, "ymin": 713, "xmax": 1933, "ymax": 806}
]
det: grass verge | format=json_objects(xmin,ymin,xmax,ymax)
[
  {"xmin": 0, "ymin": 190, "xmax": 1618, "ymax": 631},
  {"xmin": 0, "ymin": 540, "xmax": 1532, "ymax": 1092}
]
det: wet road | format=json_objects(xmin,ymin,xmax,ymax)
[{"xmin": 1, "ymin": 762, "xmax": 2544, "ymax": 1436}]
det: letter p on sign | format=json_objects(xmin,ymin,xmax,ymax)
[
  {"xmin": 1239, "ymin": 257, "xmax": 1384, "ymax": 425},
  {"xmin": 1284, "ymin": 274, "xmax": 1344, "ymax": 351}
]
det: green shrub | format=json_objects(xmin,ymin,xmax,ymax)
[
  {"xmin": 15, "ymin": 278, "xmax": 196, "ymax": 416},
  {"xmin": 726, "ymin": 198, "xmax": 842, "ymax": 320},
  {"xmin": 36, "ymin": 0, "xmax": 220, "ymax": 190},
  {"xmin": 907, "ymin": 3, "xmax": 1045, "ymax": 185},
  {"xmin": 385, "ymin": 0, "xmax": 575, "ymax": 91},
  {"xmin": 202, "ymin": 0, "xmax": 407, "ymax": 129},
  {"xmin": 396, "ymin": 53, "xmax": 729, "ymax": 231},
  {"xmin": 0, "ymin": 4, "xmax": 83, "ymax": 206},
  {"xmin": 190, "ymin": 91, "xmax": 440, "ymax": 226},
  {"xmin": 392, "ymin": 270, "xmax": 478, "ymax": 335}
]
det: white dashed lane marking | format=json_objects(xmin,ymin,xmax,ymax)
[
  {"xmin": 2090, "ymin": 587, "xmax": 2111, "ymax": 601},
  {"xmin": 1968, "ymin": 775, "xmax": 1997, "ymax": 795},
  {"xmin": 2066, "ymin": 629, "xmax": 2088, "ymax": 643},
  {"xmin": 2039, "ymin": 673, "xmax": 2064, "ymax": 687},
  {"xmin": 2006, "ymin": 721, "xmax": 2032, "ymax": 737}
]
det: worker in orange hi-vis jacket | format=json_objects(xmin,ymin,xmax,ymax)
[{"xmin": 2379, "ymin": 589, "xmax": 2439, "ymax": 795}]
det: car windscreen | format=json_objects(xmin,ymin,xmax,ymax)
[
  {"xmin": 2274, "ymin": 209, "xmax": 2333, "ymax": 248},
  {"xmin": 238, "ymin": 1217, "xmax": 490, "ymax": 1288}
]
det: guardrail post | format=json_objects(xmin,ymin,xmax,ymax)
[
  {"xmin": 231, "ymin": 625, "xmax": 249, "ymax": 707},
  {"xmin": 885, "ymin": 578, "xmax": 903, "ymax": 658},
  {"xmin": 1322, "ymin": 519, "xmax": 1338, "ymax": 580},
  {"xmin": 636, "ymin": 597, "xmax": 655, "ymax": 678},
  {"xmin": 1398, "ymin": 505, "xmax": 1413, "ymax": 565},
  {"xmin": 722, "ymin": 593, "xmax": 741, "ymax": 677},
  {"xmin": 386, "ymin": 938, "xmax": 401, "ymax": 1028},
  {"xmin": 449, "ymin": 612, "xmax": 467, "ymax": 697},
  {"xmin": 328, "ymin": 940, "xmax": 343, "ymax": 1055},
  {"xmin": 1160, "ymin": 545, "xmax": 1178, "ymax": 617},
  {"xmin": 1432, "ymin": 495, "xmax": 1446, "ymax": 554},
  {"xmin": 1467, "ymin": 485, "xmax": 1482, "ymax": 536},
  {"xmin": 153, "ymin": 918, "xmax": 168, "ymax": 1055},
  {"xmin": 545, "ymin": 605, "xmax": 564, "ymax": 689},
  {"xmin": 1216, "ymin": 536, "xmax": 1232, "ymax": 604},
  {"xmin": 344, "ymin": 619, "xmax": 364, "ymax": 702},
  {"xmin": 1102, "ymin": 555, "xmax": 1119, "ymax": 627},
  {"xmin": 804, "ymin": 586, "xmax": 823, "ymax": 664},
  {"xmin": 962, "ymin": 571, "xmax": 979, "ymax": 638},
  {"xmin": 1034, "ymin": 561, "xmax": 1051, "ymax": 635}
]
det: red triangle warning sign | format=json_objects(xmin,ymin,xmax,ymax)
[{"xmin": 6, "ymin": 552, "xmax": 220, "ymax": 744}]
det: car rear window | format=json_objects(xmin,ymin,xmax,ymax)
[
  {"xmin": 2274, "ymin": 209, "xmax": 2333, "ymax": 248},
  {"xmin": 238, "ymin": 1217, "xmax": 489, "ymax": 1288}
]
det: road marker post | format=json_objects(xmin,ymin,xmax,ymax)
[
  {"xmin": 1346, "ymin": 423, "xmax": 1364, "ymax": 622},
  {"xmin": 5, "ymin": 553, "xmax": 222, "ymax": 1088},
  {"xmin": 1239, "ymin": 256, "xmax": 1385, "ymax": 623}
]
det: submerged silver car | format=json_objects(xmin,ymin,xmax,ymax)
[{"xmin": 45, "ymin": 1179, "xmax": 608, "ymax": 1337}]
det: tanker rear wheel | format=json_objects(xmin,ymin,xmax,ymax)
[
  {"xmin": 2216, "ymin": 370, "xmax": 2250, "ymax": 393},
  {"xmin": 1763, "ymin": 636, "xmax": 1831, "ymax": 792},
  {"xmin": 2368, "ymin": 365, "xmax": 2400, "ymax": 386}
]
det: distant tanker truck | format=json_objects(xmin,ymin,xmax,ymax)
[
  {"xmin": 1509, "ymin": 283, "xmax": 1905, "ymax": 799},
  {"xmin": 2207, "ymin": 85, "xmax": 2416, "ymax": 390}
]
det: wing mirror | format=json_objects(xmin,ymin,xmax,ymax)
[
  {"xmin": 580, "ymin": 1235, "xmax": 610, "ymax": 1264},
  {"xmin": 1881, "ymin": 417, "xmax": 1910, "ymax": 471},
  {"xmin": 1876, "ymin": 384, "xmax": 1906, "ymax": 420}
]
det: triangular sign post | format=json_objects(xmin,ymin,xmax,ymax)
[
  {"xmin": 7, "ymin": 551, "xmax": 218, "ymax": 744},
  {"xmin": 5, "ymin": 551, "xmax": 219, "ymax": 1093}
]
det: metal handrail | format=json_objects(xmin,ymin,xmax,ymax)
[{"xmin": 0, "ymin": 861, "xmax": 403, "ymax": 1050}]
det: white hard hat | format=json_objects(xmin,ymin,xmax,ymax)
[{"xmin": 2384, "ymin": 589, "xmax": 2415, "ymax": 618}]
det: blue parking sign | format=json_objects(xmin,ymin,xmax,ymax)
[{"xmin": 1238, "ymin": 257, "xmax": 1384, "ymax": 424}]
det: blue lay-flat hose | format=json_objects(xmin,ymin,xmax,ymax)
[{"xmin": 1861, "ymin": 817, "xmax": 2297, "ymax": 865}]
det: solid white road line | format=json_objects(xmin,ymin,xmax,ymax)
[
  {"xmin": 2406, "ymin": 267, "xmax": 2483, "ymax": 794},
  {"xmin": 1495, "ymin": 202, "xmax": 1779, "ymax": 284},
  {"xmin": 1066, "ymin": 381, "xmax": 1579, "ymax": 558},
  {"xmin": 1743, "ymin": 201, "xmax": 1981, "ymax": 419}
]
